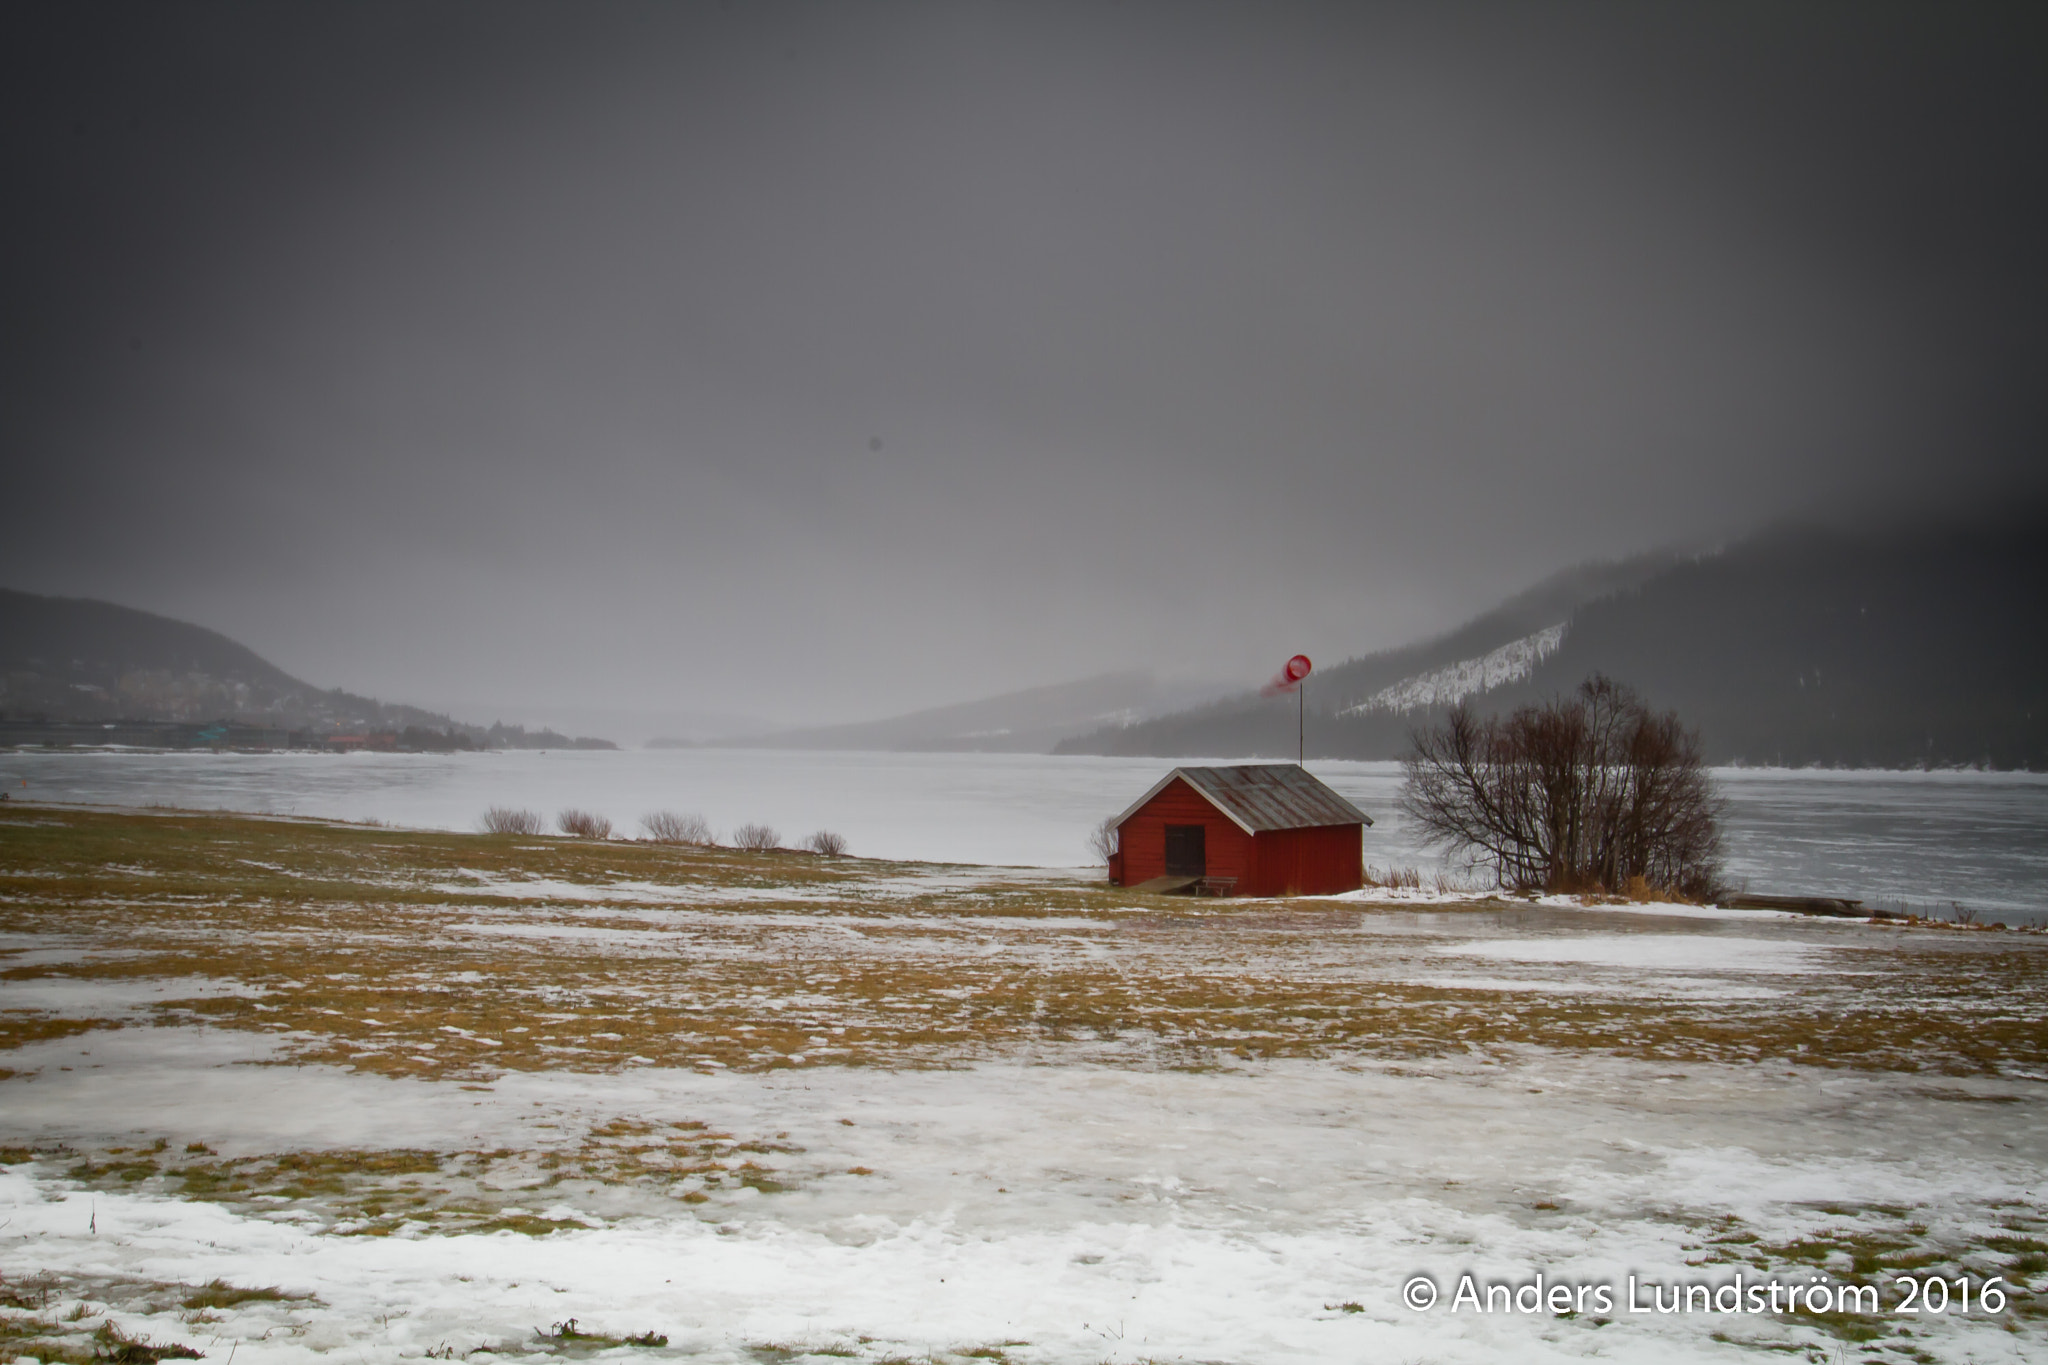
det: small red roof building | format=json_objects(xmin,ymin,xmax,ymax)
[{"xmin": 1107, "ymin": 763, "xmax": 1372, "ymax": 897}]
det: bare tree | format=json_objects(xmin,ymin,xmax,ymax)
[
  {"xmin": 1087, "ymin": 815, "xmax": 1120, "ymax": 866},
  {"xmin": 1399, "ymin": 675, "xmax": 1724, "ymax": 900},
  {"xmin": 641, "ymin": 810, "xmax": 716, "ymax": 846},
  {"xmin": 480, "ymin": 806, "xmax": 545, "ymax": 836},
  {"xmin": 731, "ymin": 822, "xmax": 781, "ymax": 851},
  {"xmin": 557, "ymin": 808, "xmax": 614, "ymax": 839},
  {"xmin": 803, "ymin": 830, "xmax": 849, "ymax": 857}
]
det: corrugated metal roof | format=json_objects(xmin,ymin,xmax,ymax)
[{"xmin": 1114, "ymin": 763, "xmax": 1372, "ymax": 834}]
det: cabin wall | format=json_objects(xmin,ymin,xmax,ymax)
[
  {"xmin": 1114, "ymin": 778, "xmax": 1253, "ymax": 886},
  {"xmin": 1247, "ymin": 823, "xmax": 1364, "ymax": 896}
]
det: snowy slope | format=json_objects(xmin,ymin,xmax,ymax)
[{"xmin": 1341, "ymin": 622, "xmax": 1566, "ymax": 716}]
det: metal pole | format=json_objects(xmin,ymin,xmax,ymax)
[{"xmin": 1299, "ymin": 678, "xmax": 1305, "ymax": 767}]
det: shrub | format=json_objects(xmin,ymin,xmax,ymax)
[
  {"xmin": 557, "ymin": 809, "xmax": 614, "ymax": 839},
  {"xmin": 480, "ymin": 806, "xmax": 545, "ymax": 836},
  {"xmin": 731, "ymin": 822, "xmax": 780, "ymax": 851},
  {"xmin": 1086, "ymin": 815, "xmax": 1119, "ymax": 865},
  {"xmin": 803, "ymin": 829, "xmax": 848, "ymax": 857},
  {"xmin": 641, "ymin": 810, "xmax": 715, "ymax": 846},
  {"xmin": 1399, "ymin": 674, "xmax": 1724, "ymax": 900}
]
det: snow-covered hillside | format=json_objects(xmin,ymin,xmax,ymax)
[{"xmin": 1342, "ymin": 622, "xmax": 1566, "ymax": 716}]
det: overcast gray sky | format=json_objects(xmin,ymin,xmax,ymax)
[{"xmin": 4, "ymin": 1, "xmax": 2043, "ymax": 732}]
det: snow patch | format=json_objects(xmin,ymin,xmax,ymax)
[
  {"xmin": 1444, "ymin": 934, "xmax": 1849, "ymax": 974},
  {"xmin": 0, "ymin": 974, "xmax": 263, "ymax": 1013}
]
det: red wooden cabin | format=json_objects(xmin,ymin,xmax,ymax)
[{"xmin": 1106, "ymin": 764, "xmax": 1371, "ymax": 897}]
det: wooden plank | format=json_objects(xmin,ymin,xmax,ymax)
[{"xmin": 1130, "ymin": 875, "xmax": 1203, "ymax": 895}]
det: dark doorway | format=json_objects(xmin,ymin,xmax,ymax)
[{"xmin": 1164, "ymin": 824, "xmax": 1206, "ymax": 877}]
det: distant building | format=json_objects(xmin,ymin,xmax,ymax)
[
  {"xmin": 326, "ymin": 732, "xmax": 399, "ymax": 752},
  {"xmin": 1107, "ymin": 763, "xmax": 1371, "ymax": 897}
]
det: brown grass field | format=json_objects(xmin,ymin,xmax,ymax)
[{"xmin": 3, "ymin": 805, "xmax": 2044, "ymax": 1086}]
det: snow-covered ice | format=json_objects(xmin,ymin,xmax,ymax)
[{"xmin": 4, "ymin": 747, "xmax": 2044, "ymax": 919}]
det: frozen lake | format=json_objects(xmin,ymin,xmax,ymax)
[{"xmin": 2, "ymin": 747, "xmax": 2044, "ymax": 921}]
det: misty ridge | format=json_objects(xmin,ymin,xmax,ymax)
[
  {"xmin": 0, "ymin": 588, "xmax": 612, "ymax": 752},
  {"xmin": 731, "ymin": 509, "xmax": 2046, "ymax": 770},
  {"xmin": 5, "ymin": 510, "xmax": 2041, "ymax": 770},
  {"xmin": 1062, "ymin": 512, "xmax": 2048, "ymax": 770}
]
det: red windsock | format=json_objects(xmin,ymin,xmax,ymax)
[{"xmin": 1261, "ymin": 654, "xmax": 1312, "ymax": 697}]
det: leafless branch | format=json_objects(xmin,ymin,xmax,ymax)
[
  {"xmin": 1086, "ymin": 815, "xmax": 1120, "ymax": 866},
  {"xmin": 641, "ymin": 810, "xmax": 716, "ymax": 845},
  {"xmin": 480, "ymin": 806, "xmax": 545, "ymax": 836},
  {"xmin": 557, "ymin": 808, "xmax": 613, "ymax": 839},
  {"xmin": 1399, "ymin": 675, "xmax": 1724, "ymax": 900}
]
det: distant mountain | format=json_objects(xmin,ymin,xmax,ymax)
[
  {"xmin": 1058, "ymin": 549, "xmax": 1681, "ymax": 760},
  {"xmin": 704, "ymin": 671, "xmax": 1211, "ymax": 753},
  {"xmin": 0, "ymin": 588, "xmax": 614, "ymax": 748},
  {"xmin": 1057, "ymin": 513, "xmax": 2048, "ymax": 769},
  {"xmin": 1498, "ymin": 516, "xmax": 2048, "ymax": 768}
]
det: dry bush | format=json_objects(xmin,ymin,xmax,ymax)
[
  {"xmin": 803, "ymin": 829, "xmax": 849, "ymax": 857},
  {"xmin": 1365, "ymin": 865, "xmax": 1423, "ymax": 890},
  {"xmin": 557, "ymin": 808, "xmax": 614, "ymax": 840},
  {"xmin": 641, "ymin": 810, "xmax": 715, "ymax": 846},
  {"xmin": 1086, "ymin": 815, "xmax": 1120, "ymax": 866},
  {"xmin": 731, "ymin": 822, "xmax": 780, "ymax": 851},
  {"xmin": 480, "ymin": 806, "xmax": 545, "ymax": 836},
  {"xmin": 1400, "ymin": 674, "xmax": 1724, "ymax": 900}
]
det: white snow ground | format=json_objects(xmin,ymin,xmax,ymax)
[
  {"xmin": 6, "ymin": 926, "xmax": 2045, "ymax": 1362},
  {"xmin": 5, "ymin": 1027, "xmax": 2042, "ymax": 1365}
]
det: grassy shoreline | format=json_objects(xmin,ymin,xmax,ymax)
[{"xmin": 4, "ymin": 804, "xmax": 2046, "ymax": 1084}]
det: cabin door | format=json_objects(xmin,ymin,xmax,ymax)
[{"xmin": 1164, "ymin": 824, "xmax": 1206, "ymax": 877}]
